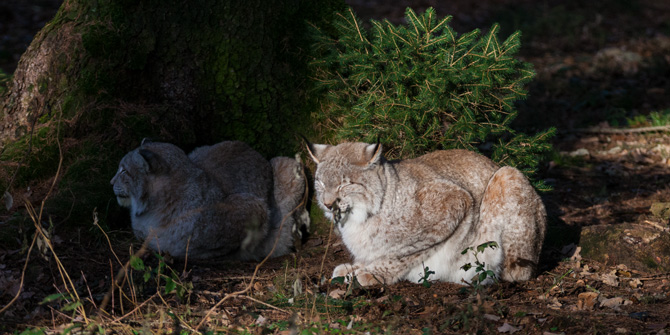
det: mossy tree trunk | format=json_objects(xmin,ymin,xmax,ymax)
[{"xmin": 0, "ymin": 0, "xmax": 343, "ymax": 225}]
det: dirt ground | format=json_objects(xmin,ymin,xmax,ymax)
[{"xmin": 2, "ymin": 0, "xmax": 670, "ymax": 334}]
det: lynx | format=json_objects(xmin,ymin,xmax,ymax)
[
  {"xmin": 111, "ymin": 140, "xmax": 308, "ymax": 261},
  {"xmin": 305, "ymin": 141, "xmax": 546, "ymax": 286}
]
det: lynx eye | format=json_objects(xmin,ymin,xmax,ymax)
[
  {"xmin": 118, "ymin": 167, "xmax": 129, "ymax": 176},
  {"xmin": 337, "ymin": 181, "xmax": 352, "ymax": 192}
]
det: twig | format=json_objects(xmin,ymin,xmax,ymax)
[
  {"xmin": 619, "ymin": 272, "xmax": 670, "ymax": 281},
  {"xmin": 156, "ymin": 292, "xmax": 201, "ymax": 334},
  {"xmin": 232, "ymin": 294, "xmax": 292, "ymax": 315},
  {"xmin": 310, "ymin": 219, "xmax": 335, "ymax": 321},
  {"xmin": 81, "ymin": 271, "xmax": 98, "ymax": 310},
  {"xmin": 195, "ymin": 171, "xmax": 310, "ymax": 330},
  {"xmin": 108, "ymin": 292, "xmax": 158, "ymax": 324},
  {"xmin": 93, "ymin": 209, "xmax": 125, "ymax": 268},
  {"xmin": 98, "ymin": 240, "xmax": 151, "ymax": 313}
]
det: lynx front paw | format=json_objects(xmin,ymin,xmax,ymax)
[
  {"xmin": 353, "ymin": 271, "xmax": 382, "ymax": 286},
  {"xmin": 332, "ymin": 263, "xmax": 356, "ymax": 279},
  {"xmin": 332, "ymin": 263, "xmax": 383, "ymax": 286}
]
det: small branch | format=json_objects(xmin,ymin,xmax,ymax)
[
  {"xmin": 232, "ymin": 294, "xmax": 292, "ymax": 315},
  {"xmin": 108, "ymin": 292, "xmax": 158, "ymax": 324}
]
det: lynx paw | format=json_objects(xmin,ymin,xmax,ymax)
[
  {"xmin": 332, "ymin": 263, "xmax": 382, "ymax": 286},
  {"xmin": 353, "ymin": 271, "xmax": 382, "ymax": 286},
  {"xmin": 332, "ymin": 263, "xmax": 356, "ymax": 279}
]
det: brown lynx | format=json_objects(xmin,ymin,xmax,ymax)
[
  {"xmin": 305, "ymin": 141, "xmax": 546, "ymax": 286},
  {"xmin": 111, "ymin": 140, "xmax": 308, "ymax": 261}
]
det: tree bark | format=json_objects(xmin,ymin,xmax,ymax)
[{"xmin": 0, "ymin": 0, "xmax": 342, "ymax": 224}]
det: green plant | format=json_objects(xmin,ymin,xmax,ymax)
[
  {"xmin": 418, "ymin": 265, "xmax": 436, "ymax": 288},
  {"xmin": 16, "ymin": 328, "xmax": 46, "ymax": 335},
  {"xmin": 627, "ymin": 109, "xmax": 670, "ymax": 128},
  {"xmin": 310, "ymin": 7, "xmax": 554, "ymax": 187},
  {"xmin": 460, "ymin": 241, "xmax": 499, "ymax": 289},
  {"xmin": 129, "ymin": 253, "xmax": 193, "ymax": 301}
]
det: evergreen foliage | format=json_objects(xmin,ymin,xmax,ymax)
[{"xmin": 310, "ymin": 7, "xmax": 555, "ymax": 186}]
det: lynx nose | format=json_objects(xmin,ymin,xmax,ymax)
[{"xmin": 323, "ymin": 198, "xmax": 339, "ymax": 210}]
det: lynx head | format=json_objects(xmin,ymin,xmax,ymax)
[
  {"xmin": 111, "ymin": 140, "xmax": 188, "ymax": 215},
  {"xmin": 305, "ymin": 141, "xmax": 386, "ymax": 227}
]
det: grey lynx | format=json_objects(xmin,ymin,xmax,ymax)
[
  {"xmin": 306, "ymin": 141, "xmax": 546, "ymax": 286},
  {"xmin": 111, "ymin": 140, "xmax": 308, "ymax": 261}
]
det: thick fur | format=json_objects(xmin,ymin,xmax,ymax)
[
  {"xmin": 306, "ymin": 142, "xmax": 546, "ymax": 286},
  {"xmin": 111, "ymin": 140, "xmax": 308, "ymax": 261}
]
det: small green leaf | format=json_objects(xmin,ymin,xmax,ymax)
[
  {"xmin": 129, "ymin": 255, "xmax": 145, "ymax": 271},
  {"xmin": 143, "ymin": 271, "xmax": 151, "ymax": 282},
  {"xmin": 61, "ymin": 301, "xmax": 83, "ymax": 312},
  {"xmin": 40, "ymin": 293, "xmax": 68, "ymax": 304},
  {"xmin": 478, "ymin": 272, "xmax": 488, "ymax": 283},
  {"xmin": 460, "ymin": 263, "xmax": 472, "ymax": 271},
  {"xmin": 164, "ymin": 276, "xmax": 176, "ymax": 294},
  {"xmin": 331, "ymin": 276, "xmax": 346, "ymax": 284}
]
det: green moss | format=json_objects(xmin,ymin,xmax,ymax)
[{"xmin": 0, "ymin": 127, "xmax": 62, "ymax": 184}]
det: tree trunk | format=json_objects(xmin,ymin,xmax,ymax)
[{"xmin": 0, "ymin": 0, "xmax": 342, "ymax": 225}]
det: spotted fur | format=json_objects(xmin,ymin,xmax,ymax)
[{"xmin": 306, "ymin": 141, "xmax": 546, "ymax": 286}]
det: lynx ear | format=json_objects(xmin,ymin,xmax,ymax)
[
  {"xmin": 364, "ymin": 141, "xmax": 383, "ymax": 166},
  {"xmin": 303, "ymin": 137, "xmax": 328, "ymax": 164},
  {"xmin": 138, "ymin": 149, "xmax": 168, "ymax": 174}
]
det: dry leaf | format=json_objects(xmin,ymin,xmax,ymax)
[
  {"xmin": 600, "ymin": 297, "xmax": 633, "ymax": 309},
  {"xmin": 329, "ymin": 288, "xmax": 346, "ymax": 300},
  {"xmin": 577, "ymin": 292, "xmax": 599, "ymax": 310},
  {"xmin": 601, "ymin": 273, "xmax": 619, "ymax": 287},
  {"xmin": 547, "ymin": 297, "xmax": 562, "ymax": 310},
  {"xmin": 3, "ymin": 191, "xmax": 12, "ymax": 210},
  {"xmin": 629, "ymin": 278, "xmax": 643, "ymax": 289},
  {"xmin": 498, "ymin": 322, "xmax": 521, "ymax": 333}
]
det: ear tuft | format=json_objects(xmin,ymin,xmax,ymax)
[
  {"xmin": 364, "ymin": 142, "xmax": 383, "ymax": 166},
  {"xmin": 303, "ymin": 137, "xmax": 328, "ymax": 164}
]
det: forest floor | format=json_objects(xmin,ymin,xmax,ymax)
[{"xmin": 2, "ymin": 0, "xmax": 670, "ymax": 334}]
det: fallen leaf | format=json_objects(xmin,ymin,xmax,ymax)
[
  {"xmin": 329, "ymin": 289, "xmax": 346, "ymax": 300},
  {"xmin": 600, "ymin": 297, "xmax": 632, "ymax": 309},
  {"xmin": 498, "ymin": 322, "xmax": 520, "ymax": 333},
  {"xmin": 547, "ymin": 297, "xmax": 562, "ymax": 310},
  {"xmin": 292, "ymin": 278, "xmax": 302, "ymax": 297},
  {"xmin": 629, "ymin": 278, "xmax": 643, "ymax": 289},
  {"xmin": 646, "ymin": 322, "xmax": 668, "ymax": 330},
  {"xmin": 577, "ymin": 292, "xmax": 599, "ymax": 310},
  {"xmin": 3, "ymin": 191, "xmax": 12, "ymax": 210},
  {"xmin": 484, "ymin": 313, "xmax": 501, "ymax": 321},
  {"xmin": 601, "ymin": 273, "xmax": 619, "ymax": 287},
  {"xmin": 403, "ymin": 296, "xmax": 419, "ymax": 307}
]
